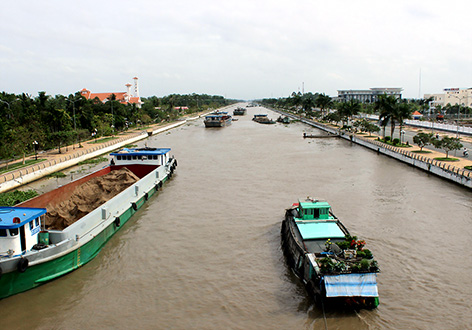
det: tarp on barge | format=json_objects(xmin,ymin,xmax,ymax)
[
  {"xmin": 324, "ymin": 273, "xmax": 378, "ymax": 297},
  {"xmin": 296, "ymin": 221, "xmax": 345, "ymax": 240}
]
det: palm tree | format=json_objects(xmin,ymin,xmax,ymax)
[
  {"xmin": 375, "ymin": 94, "xmax": 398, "ymax": 139},
  {"xmin": 301, "ymin": 93, "xmax": 316, "ymax": 116},
  {"xmin": 340, "ymin": 99, "xmax": 361, "ymax": 126},
  {"xmin": 290, "ymin": 92, "xmax": 302, "ymax": 115},
  {"xmin": 316, "ymin": 93, "xmax": 333, "ymax": 116},
  {"xmin": 395, "ymin": 101, "xmax": 413, "ymax": 141}
]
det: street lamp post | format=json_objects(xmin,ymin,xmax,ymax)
[{"xmin": 32, "ymin": 141, "xmax": 38, "ymax": 160}]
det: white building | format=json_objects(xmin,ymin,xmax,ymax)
[
  {"xmin": 337, "ymin": 88, "xmax": 403, "ymax": 103},
  {"xmin": 424, "ymin": 88, "xmax": 472, "ymax": 108}
]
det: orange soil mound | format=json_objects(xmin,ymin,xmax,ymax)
[{"xmin": 45, "ymin": 168, "xmax": 140, "ymax": 230}]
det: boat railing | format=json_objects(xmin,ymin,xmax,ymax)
[{"xmin": 294, "ymin": 218, "xmax": 338, "ymax": 224}]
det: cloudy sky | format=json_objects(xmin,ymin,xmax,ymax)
[{"xmin": 1, "ymin": 0, "xmax": 471, "ymax": 100}]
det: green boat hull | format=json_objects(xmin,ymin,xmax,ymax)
[{"xmin": 0, "ymin": 181, "xmax": 163, "ymax": 300}]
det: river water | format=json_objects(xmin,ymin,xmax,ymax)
[{"xmin": 2, "ymin": 105, "xmax": 471, "ymax": 330}]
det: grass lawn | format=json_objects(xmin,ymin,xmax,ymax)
[
  {"xmin": 434, "ymin": 157, "xmax": 459, "ymax": 162},
  {"xmin": 87, "ymin": 137, "xmax": 118, "ymax": 144},
  {"xmin": 412, "ymin": 150, "xmax": 432, "ymax": 154}
]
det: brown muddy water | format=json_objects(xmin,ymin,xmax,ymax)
[{"xmin": 1, "ymin": 105, "xmax": 471, "ymax": 330}]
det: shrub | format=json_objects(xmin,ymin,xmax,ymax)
[
  {"xmin": 0, "ymin": 190, "xmax": 38, "ymax": 206},
  {"xmin": 360, "ymin": 259, "xmax": 370, "ymax": 271},
  {"xmin": 336, "ymin": 241, "xmax": 351, "ymax": 250},
  {"xmin": 363, "ymin": 249, "xmax": 373, "ymax": 259},
  {"xmin": 319, "ymin": 257, "xmax": 335, "ymax": 273},
  {"xmin": 384, "ymin": 136, "xmax": 391, "ymax": 142},
  {"xmin": 392, "ymin": 138, "xmax": 400, "ymax": 145}
]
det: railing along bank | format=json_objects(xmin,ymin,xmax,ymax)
[
  {"xmin": 268, "ymin": 107, "xmax": 472, "ymax": 189},
  {"xmin": 0, "ymin": 133, "xmax": 138, "ymax": 184},
  {"xmin": 0, "ymin": 120, "xmax": 190, "ymax": 193}
]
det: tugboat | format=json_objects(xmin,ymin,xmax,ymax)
[
  {"xmin": 281, "ymin": 197, "xmax": 380, "ymax": 309},
  {"xmin": 252, "ymin": 114, "xmax": 275, "ymax": 124},
  {"xmin": 0, "ymin": 147, "xmax": 177, "ymax": 299}
]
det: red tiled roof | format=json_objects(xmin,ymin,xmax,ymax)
[
  {"xmin": 128, "ymin": 97, "xmax": 141, "ymax": 104},
  {"xmin": 80, "ymin": 88, "xmax": 141, "ymax": 105}
]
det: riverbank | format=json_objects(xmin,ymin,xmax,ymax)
[
  {"xmin": 0, "ymin": 110, "xmax": 214, "ymax": 194},
  {"xmin": 269, "ymin": 107, "xmax": 472, "ymax": 189}
]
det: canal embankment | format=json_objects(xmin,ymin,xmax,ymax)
[
  {"xmin": 0, "ymin": 112, "xmax": 212, "ymax": 194},
  {"xmin": 269, "ymin": 107, "xmax": 472, "ymax": 189}
]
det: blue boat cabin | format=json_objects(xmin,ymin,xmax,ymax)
[{"xmin": 0, "ymin": 207, "xmax": 46, "ymax": 257}]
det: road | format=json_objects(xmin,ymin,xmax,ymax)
[{"xmin": 384, "ymin": 125, "xmax": 471, "ymax": 158}]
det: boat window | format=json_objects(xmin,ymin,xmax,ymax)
[
  {"xmin": 9, "ymin": 228, "xmax": 19, "ymax": 236},
  {"xmin": 0, "ymin": 229, "xmax": 6, "ymax": 237},
  {"xmin": 117, "ymin": 155, "xmax": 122, "ymax": 160},
  {"xmin": 35, "ymin": 218, "xmax": 39, "ymax": 226},
  {"xmin": 29, "ymin": 221, "xmax": 33, "ymax": 230},
  {"xmin": 127, "ymin": 155, "xmax": 131, "ymax": 160}
]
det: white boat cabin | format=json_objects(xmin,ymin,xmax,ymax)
[
  {"xmin": 0, "ymin": 207, "xmax": 46, "ymax": 257},
  {"xmin": 110, "ymin": 147, "xmax": 171, "ymax": 167}
]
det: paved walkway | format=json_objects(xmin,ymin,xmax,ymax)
[{"xmin": 360, "ymin": 126, "xmax": 472, "ymax": 169}]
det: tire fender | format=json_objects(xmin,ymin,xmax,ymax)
[{"xmin": 17, "ymin": 258, "xmax": 29, "ymax": 273}]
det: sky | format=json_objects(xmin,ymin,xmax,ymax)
[{"xmin": 1, "ymin": 0, "xmax": 471, "ymax": 100}]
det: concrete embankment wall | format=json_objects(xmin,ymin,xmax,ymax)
[
  {"xmin": 272, "ymin": 109, "xmax": 472, "ymax": 189},
  {"xmin": 0, "ymin": 121, "xmax": 188, "ymax": 193}
]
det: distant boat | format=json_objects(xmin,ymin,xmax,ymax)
[
  {"xmin": 204, "ymin": 113, "xmax": 232, "ymax": 127},
  {"xmin": 233, "ymin": 107, "xmax": 247, "ymax": 116},
  {"xmin": 252, "ymin": 114, "xmax": 275, "ymax": 125},
  {"xmin": 276, "ymin": 116, "xmax": 291, "ymax": 124}
]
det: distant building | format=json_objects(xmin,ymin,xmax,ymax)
[
  {"xmin": 424, "ymin": 88, "xmax": 472, "ymax": 108},
  {"xmin": 80, "ymin": 77, "xmax": 143, "ymax": 108},
  {"xmin": 337, "ymin": 88, "xmax": 403, "ymax": 103}
]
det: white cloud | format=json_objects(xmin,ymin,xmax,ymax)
[{"xmin": 0, "ymin": 0, "xmax": 471, "ymax": 99}]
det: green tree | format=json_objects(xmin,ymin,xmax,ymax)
[
  {"xmin": 396, "ymin": 102, "xmax": 413, "ymax": 141},
  {"xmin": 413, "ymin": 132, "xmax": 433, "ymax": 151},
  {"xmin": 301, "ymin": 93, "xmax": 316, "ymax": 116},
  {"xmin": 432, "ymin": 136, "xmax": 463, "ymax": 158},
  {"xmin": 289, "ymin": 92, "xmax": 302, "ymax": 114},
  {"xmin": 338, "ymin": 99, "xmax": 361, "ymax": 127},
  {"xmin": 323, "ymin": 112, "xmax": 341, "ymax": 126},
  {"xmin": 375, "ymin": 94, "xmax": 398, "ymax": 139},
  {"xmin": 316, "ymin": 93, "xmax": 333, "ymax": 116}
]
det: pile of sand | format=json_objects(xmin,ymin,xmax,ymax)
[{"xmin": 45, "ymin": 168, "xmax": 140, "ymax": 230}]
